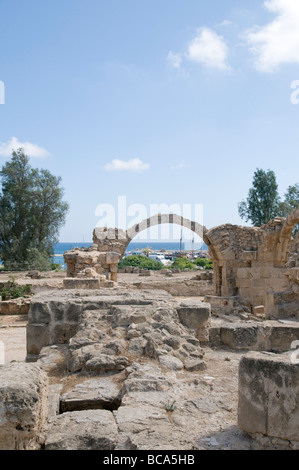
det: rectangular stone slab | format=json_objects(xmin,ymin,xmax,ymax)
[
  {"xmin": 60, "ymin": 377, "xmax": 122, "ymax": 412},
  {"xmin": 238, "ymin": 351, "xmax": 299, "ymax": 443}
]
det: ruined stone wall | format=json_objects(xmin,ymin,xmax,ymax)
[
  {"xmin": 63, "ymin": 210, "xmax": 299, "ymax": 319},
  {"xmin": 205, "ymin": 214, "xmax": 299, "ymax": 319}
]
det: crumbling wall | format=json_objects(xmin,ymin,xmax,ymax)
[
  {"xmin": 205, "ymin": 211, "xmax": 299, "ymax": 319},
  {"xmin": 64, "ymin": 209, "xmax": 299, "ymax": 319}
]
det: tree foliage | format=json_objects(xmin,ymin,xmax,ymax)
[
  {"xmin": 193, "ymin": 257, "xmax": 213, "ymax": 270},
  {"xmin": 238, "ymin": 169, "xmax": 280, "ymax": 226},
  {"xmin": 238, "ymin": 169, "xmax": 299, "ymax": 234},
  {"xmin": 277, "ymin": 184, "xmax": 299, "ymax": 217},
  {"xmin": 0, "ymin": 149, "xmax": 69, "ymax": 270}
]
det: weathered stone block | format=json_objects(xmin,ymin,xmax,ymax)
[
  {"xmin": 63, "ymin": 278, "xmax": 100, "ymax": 289},
  {"xmin": 253, "ymin": 305, "xmax": 265, "ymax": 315},
  {"xmin": 0, "ymin": 363, "xmax": 48, "ymax": 450},
  {"xmin": 177, "ymin": 302, "xmax": 211, "ymax": 329},
  {"xmin": 28, "ymin": 300, "xmax": 51, "ymax": 324},
  {"xmin": 45, "ymin": 410, "xmax": 118, "ymax": 450},
  {"xmin": 221, "ymin": 325, "xmax": 258, "ymax": 350},
  {"xmin": 60, "ymin": 378, "xmax": 122, "ymax": 412},
  {"xmin": 106, "ymin": 252, "xmax": 120, "ymax": 264},
  {"xmin": 64, "ymin": 301, "xmax": 83, "ymax": 323},
  {"xmin": 0, "ymin": 298, "xmax": 31, "ymax": 315},
  {"xmin": 238, "ymin": 352, "xmax": 299, "ymax": 443},
  {"xmin": 26, "ymin": 323, "xmax": 51, "ymax": 358}
]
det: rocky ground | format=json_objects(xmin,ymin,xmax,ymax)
[
  {"xmin": 0, "ymin": 270, "xmax": 295, "ymax": 450},
  {"xmin": 0, "ymin": 312, "xmax": 275, "ymax": 450}
]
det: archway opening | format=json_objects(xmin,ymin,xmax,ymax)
[{"xmin": 118, "ymin": 214, "xmax": 222, "ymax": 295}]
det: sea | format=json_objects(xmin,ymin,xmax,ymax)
[{"xmin": 53, "ymin": 241, "xmax": 208, "ymax": 269}]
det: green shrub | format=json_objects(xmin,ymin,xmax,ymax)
[
  {"xmin": 51, "ymin": 262, "xmax": 63, "ymax": 271},
  {"xmin": 170, "ymin": 257, "xmax": 196, "ymax": 270},
  {"xmin": 0, "ymin": 275, "xmax": 33, "ymax": 300},
  {"xmin": 118, "ymin": 254, "xmax": 163, "ymax": 270},
  {"xmin": 194, "ymin": 257, "xmax": 213, "ymax": 270},
  {"xmin": 205, "ymin": 260, "xmax": 213, "ymax": 270},
  {"xmin": 194, "ymin": 257, "xmax": 207, "ymax": 267}
]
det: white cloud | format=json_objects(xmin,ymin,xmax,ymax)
[
  {"xmin": 0, "ymin": 137, "xmax": 50, "ymax": 158},
  {"xmin": 167, "ymin": 51, "xmax": 183, "ymax": 69},
  {"xmin": 186, "ymin": 27, "xmax": 230, "ymax": 70},
  {"xmin": 104, "ymin": 158, "xmax": 150, "ymax": 172},
  {"xmin": 245, "ymin": 0, "xmax": 299, "ymax": 72}
]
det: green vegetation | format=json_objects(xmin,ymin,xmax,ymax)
[
  {"xmin": 51, "ymin": 262, "xmax": 63, "ymax": 271},
  {"xmin": 118, "ymin": 254, "xmax": 163, "ymax": 270},
  {"xmin": 238, "ymin": 168, "xmax": 299, "ymax": 228},
  {"xmin": 0, "ymin": 149, "xmax": 69, "ymax": 270},
  {"xmin": 193, "ymin": 257, "xmax": 213, "ymax": 270},
  {"xmin": 0, "ymin": 275, "xmax": 33, "ymax": 300},
  {"xmin": 118, "ymin": 254, "xmax": 213, "ymax": 271},
  {"xmin": 170, "ymin": 257, "xmax": 197, "ymax": 270},
  {"xmin": 161, "ymin": 400, "xmax": 177, "ymax": 412}
]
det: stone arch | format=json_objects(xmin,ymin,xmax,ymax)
[
  {"xmin": 275, "ymin": 208, "xmax": 299, "ymax": 264},
  {"xmin": 126, "ymin": 213, "xmax": 207, "ymax": 243},
  {"xmin": 123, "ymin": 213, "xmax": 223, "ymax": 296}
]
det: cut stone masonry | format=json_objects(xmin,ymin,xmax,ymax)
[{"xmin": 64, "ymin": 209, "xmax": 299, "ymax": 319}]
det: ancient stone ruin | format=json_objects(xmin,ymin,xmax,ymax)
[
  {"xmin": 0, "ymin": 210, "xmax": 298, "ymax": 450},
  {"xmin": 64, "ymin": 209, "xmax": 299, "ymax": 319}
]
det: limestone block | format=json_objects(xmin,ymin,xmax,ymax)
[
  {"xmin": 177, "ymin": 302, "xmax": 211, "ymax": 329},
  {"xmin": 0, "ymin": 298, "xmax": 31, "ymax": 315},
  {"xmin": 0, "ymin": 363, "xmax": 48, "ymax": 450},
  {"xmin": 106, "ymin": 252, "xmax": 120, "ymax": 264},
  {"xmin": 109, "ymin": 263, "xmax": 118, "ymax": 273},
  {"xmin": 177, "ymin": 302, "xmax": 211, "ymax": 344},
  {"xmin": 63, "ymin": 278, "xmax": 100, "ymax": 289},
  {"xmin": 110, "ymin": 272, "xmax": 118, "ymax": 283},
  {"xmin": 45, "ymin": 410, "xmax": 118, "ymax": 450},
  {"xmin": 220, "ymin": 325, "xmax": 258, "ymax": 350},
  {"xmin": 60, "ymin": 378, "xmax": 122, "ymax": 412},
  {"xmin": 238, "ymin": 352, "xmax": 299, "ymax": 443},
  {"xmin": 253, "ymin": 305, "xmax": 265, "ymax": 316},
  {"xmin": 26, "ymin": 323, "xmax": 51, "ymax": 358}
]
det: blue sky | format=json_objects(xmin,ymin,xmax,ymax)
[{"xmin": 0, "ymin": 0, "xmax": 299, "ymax": 242}]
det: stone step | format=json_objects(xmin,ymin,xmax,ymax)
[
  {"xmin": 60, "ymin": 377, "xmax": 122, "ymax": 413},
  {"xmin": 209, "ymin": 321, "xmax": 299, "ymax": 352}
]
